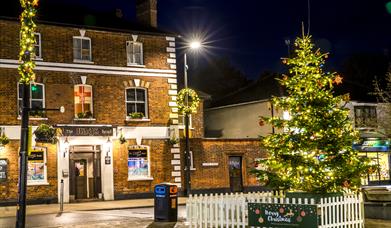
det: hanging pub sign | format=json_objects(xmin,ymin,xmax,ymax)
[
  {"xmin": 0, "ymin": 159, "xmax": 7, "ymax": 182},
  {"xmin": 57, "ymin": 126, "xmax": 113, "ymax": 137},
  {"xmin": 248, "ymin": 203, "xmax": 318, "ymax": 227}
]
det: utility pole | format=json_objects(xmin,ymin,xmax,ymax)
[
  {"xmin": 16, "ymin": 84, "xmax": 30, "ymax": 228},
  {"xmin": 184, "ymin": 53, "xmax": 191, "ymax": 196}
]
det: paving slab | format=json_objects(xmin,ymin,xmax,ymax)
[{"xmin": 0, "ymin": 197, "xmax": 188, "ymax": 218}]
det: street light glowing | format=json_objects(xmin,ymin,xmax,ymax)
[{"xmin": 190, "ymin": 41, "xmax": 201, "ymax": 49}]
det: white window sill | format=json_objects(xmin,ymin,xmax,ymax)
[
  {"xmin": 17, "ymin": 117, "xmax": 48, "ymax": 121},
  {"xmin": 190, "ymin": 168, "xmax": 196, "ymax": 171},
  {"xmin": 33, "ymin": 57, "xmax": 43, "ymax": 61},
  {"xmin": 27, "ymin": 182, "xmax": 49, "ymax": 186},
  {"xmin": 128, "ymin": 177, "xmax": 153, "ymax": 181},
  {"xmin": 73, "ymin": 59, "xmax": 94, "ymax": 64},
  {"xmin": 126, "ymin": 118, "xmax": 151, "ymax": 122},
  {"xmin": 74, "ymin": 118, "xmax": 96, "ymax": 121},
  {"xmin": 127, "ymin": 64, "xmax": 146, "ymax": 68}
]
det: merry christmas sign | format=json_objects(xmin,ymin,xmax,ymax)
[{"xmin": 248, "ymin": 203, "xmax": 318, "ymax": 227}]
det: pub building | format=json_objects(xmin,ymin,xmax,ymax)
[{"xmin": 0, "ymin": 0, "xmax": 185, "ymax": 204}]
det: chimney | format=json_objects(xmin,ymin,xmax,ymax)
[{"xmin": 136, "ymin": 0, "xmax": 157, "ymax": 28}]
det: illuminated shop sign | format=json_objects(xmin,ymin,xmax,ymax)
[{"xmin": 353, "ymin": 139, "xmax": 390, "ymax": 152}]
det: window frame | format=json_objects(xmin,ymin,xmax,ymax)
[
  {"xmin": 27, "ymin": 147, "xmax": 49, "ymax": 186},
  {"xmin": 33, "ymin": 32, "xmax": 42, "ymax": 60},
  {"xmin": 74, "ymin": 84, "xmax": 94, "ymax": 119},
  {"xmin": 178, "ymin": 114, "xmax": 193, "ymax": 129},
  {"xmin": 73, "ymin": 36, "xmax": 92, "ymax": 62},
  {"xmin": 125, "ymin": 87, "xmax": 148, "ymax": 119},
  {"xmin": 126, "ymin": 41, "xmax": 144, "ymax": 66},
  {"xmin": 17, "ymin": 82, "xmax": 45, "ymax": 117},
  {"xmin": 127, "ymin": 146, "xmax": 152, "ymax": 181},
  {"xmin": 189, "ymin": 150, "xmax": 196, "ymax": 170},
  {"xmin": 354, "ymin": 105, "xmax": 377, "ymax": 129}
]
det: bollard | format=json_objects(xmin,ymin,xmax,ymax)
[{"xmin": 60, "ymin": 179, "xmax": 64, "ymax": 212}]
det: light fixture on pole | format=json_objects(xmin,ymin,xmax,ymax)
[
  {"xmin": 63, "ymin": 137, "xmax": 69, "ymax": 158},
  {"xmin": 105, "ymin": 137, "xmax": 111, "ymax": 156},
  {"xmin": 183, "ymin": 40, "xmax": 202, "ymax": 197}
]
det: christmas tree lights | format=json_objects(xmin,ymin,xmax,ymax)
[
  {"xmin": 253, "ymin": 33, "xmax": 374, "ymax": 194},
  {"xmin": 18, "ymin": 0, "xmax": 39, "ymax": 84}
]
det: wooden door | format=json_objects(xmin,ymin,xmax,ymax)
[
  {"xmin": 229, "ymin": 156, "xmax": 243, "ymax": 192},
  {"xmin": 74, "ymin": 160, "xmax": 87, "ymax": 199}
]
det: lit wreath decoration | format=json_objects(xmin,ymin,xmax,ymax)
[{"xmin": 177, "ymin": 88, "xmax": 200, "ymax": 114}]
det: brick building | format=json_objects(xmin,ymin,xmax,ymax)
[{"xmin": 0, "ymin": 0, "xmax": 187, "ymax": 204}]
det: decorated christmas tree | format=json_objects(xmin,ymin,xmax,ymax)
[{"xmin": 253, "ymin": 32, "xmax": 373, "ymax": 194}]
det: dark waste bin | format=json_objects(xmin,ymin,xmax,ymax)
[{"xmin": 154, "ymin": 183, "xmax": 178, "ymax": 222}]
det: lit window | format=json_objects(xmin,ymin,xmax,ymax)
[
  {"xmin": 27, "ymin": 147, "xmax": 48, "ymax": 185},
  {"xmin": 17, "ymin": 83, "xmax": 45, "ymax": 118},
  {"xmin": 354, "ymin": 106, "xmax": 377, "ymax": 128},
  {"xmin": 126, "ymin": 88, "xmax": 148, "ymax": 118},
  {"xmin": 128, "ymin": 147, "xmax": 151, "ymax": 180},
  {"xmin": 126, "ymin": 41, "xmax": 143, "ymax": 65},
  {"xmin": 359, "ymin": 152, "xmax": 390, "ymax": 183},
  {"xmin": 74, "ymin": 85, "xmax": 93, "ymax": 118},
  {"xmin": 33, "ymin": 33, "xmax": 42, "ymax": 59},
  {"xmin": 73, "ymin": 36, "xmax": 92, "ymax": 61}
]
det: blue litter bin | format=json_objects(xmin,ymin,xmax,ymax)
[{"xmin": 154, "ymin": 183, "xmax": 178, "ymax": 222}]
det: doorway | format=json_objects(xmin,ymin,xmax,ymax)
[
  {"xmin": 229, "ymin": 156, "xmax": 243, "ymax": 192},
  {"xmin": 69, "ymin": 145, "xmax": 102, "ymax": 201}
]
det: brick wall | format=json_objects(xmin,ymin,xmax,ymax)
[
  {"xmin": 0, "ymin": 70, "xmax": 172, "ymax": 126},
  {"xmin": 184, "ymin": 138, "xmax": 267, "ymax": 191},
  {"xmin": 112, "ymin": 139, "xmax": 174, "ymax": 196},
  {"xmin": 0, "ymin": 141, "xmax": 57, "ymax": 202},
  {"xmin": 0, "ymin": 19, "xmax": 171, "ymax": 69}
]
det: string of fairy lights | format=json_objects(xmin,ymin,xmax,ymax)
[
  {"xmin": 18, "ymin": 0, "xmax": 39, "ymax": 84},
  {"xmin": 252, "ymin": 34, "xmax": 374, "ymax": 194}
]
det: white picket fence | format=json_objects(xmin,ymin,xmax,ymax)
[{"xmin": 186, "ymin": 191, "xmax": 364, "ymax": 228}]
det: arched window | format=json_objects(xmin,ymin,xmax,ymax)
[
  {"xmin": 74, "ymin": 84, "xmax": 93, "ymax": 118},
  {"xmin": 125, "ymin": 87, "xmax": 148, "ymax": 119}
]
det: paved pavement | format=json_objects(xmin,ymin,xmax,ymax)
[
  {"xmin": 0, "ymin": 207, "xmax": 188, "ymax": 228},
  {"xmin": 0, "ymin": 197, "xmax": 188, "ymax": 218},
  {"xmin": 1, "ymin": 198, "xmax": 391, "ymax": 227}
]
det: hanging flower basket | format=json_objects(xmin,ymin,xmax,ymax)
[
  {"xmin": 34, "ymin": 124, "xmax": 58, "ymax": 144},
  {"xmin": 119, "ymin": 133, "xmax": 126, "ymax": 144},
  {"xmin": 0, "ymin": 133, "xmax": 9, "ymax": 146}
]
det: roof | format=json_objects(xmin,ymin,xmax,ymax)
[
  {"xmin": 210, "ymin": 72, "xmax": 285, "ymax": 107},
  {"xmin": 0, "ymin": 1, "xmax": 175, "ymax": 36}
]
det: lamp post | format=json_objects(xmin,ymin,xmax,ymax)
[{"xmin": 183, "ymin": 41, "xmax": 201, "ymax": 196}]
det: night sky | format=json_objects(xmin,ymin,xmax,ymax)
[{"xmin": 4, "ymin": 0, "xmax": 391, "ymax": 79}]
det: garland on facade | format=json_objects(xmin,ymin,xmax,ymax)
[
  {"xmin": 18, "ymin": 0, "xmax": 39, "ymax": 84},
  {"xmin": 177, "ymin": 88, "xmax": 200, "ymax": 114}
]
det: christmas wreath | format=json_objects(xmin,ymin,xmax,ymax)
[{"xmin": 177, "ymin": 88, "xmax": 200, "ymax": 114}]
